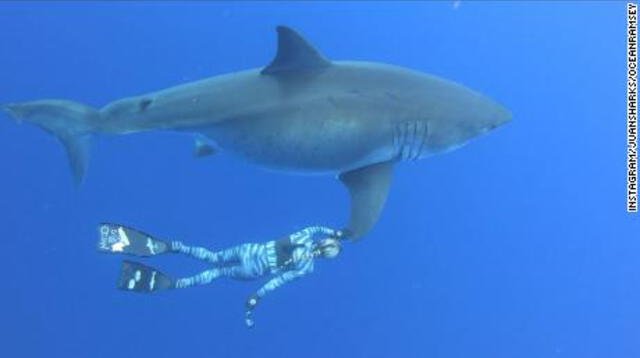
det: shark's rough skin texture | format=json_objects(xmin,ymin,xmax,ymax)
[{"xmin": 1, "ymin": 26, "xmax": 511, "ymax": 240}]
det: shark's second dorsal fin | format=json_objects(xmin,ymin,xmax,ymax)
[{"xmin": 261, "ymin": 26, "xmax": 331, "ymax": 75}]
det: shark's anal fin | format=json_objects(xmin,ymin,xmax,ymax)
[
  {"xmin": 261, "ymin": 26, "xmax": 331, "ymax": 75},
  {"xmin": 339, "ymin": 161, "xmax": 394, "ymax": 240}
]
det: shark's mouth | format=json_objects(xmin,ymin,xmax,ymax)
[{"xmin": 393, "ymin": 120, "xmax": 429, "ymax": 161}]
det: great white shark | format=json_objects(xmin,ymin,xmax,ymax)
[{"xmin": 1, "ymin": 26, "xmax": 511, "ymax": 240}]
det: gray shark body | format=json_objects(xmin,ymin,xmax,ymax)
[{"xmin": 2, "ymin": 26, "xmax": 511, "ymax": 239}]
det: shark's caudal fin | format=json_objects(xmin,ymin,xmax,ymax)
[{"xmin": 1, "ymin": 100, "xmax": 100, "ymax": 185}]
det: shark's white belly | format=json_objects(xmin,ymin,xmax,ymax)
[{"xmin": 204, "ymin": 113, "xmax": 397, "ymax": 174}]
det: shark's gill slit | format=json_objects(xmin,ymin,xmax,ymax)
[
  {"xmin": 416, "ymin": 120, "xmax": 429, "ymax": 160},
  {"xmin": 394, "ymin": 120, "xmax": 428, "ymax": 162},
  {"xmin": 400, "ymin": 121, "xmax": 409, "ymax": 160},
  {"xmin": 411, "ymin": 120, "xmax": 420, "ymax": 161}
]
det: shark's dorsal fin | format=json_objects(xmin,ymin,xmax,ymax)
[{"xmin": 261, "ymin": 26, "xmax": 331, "ymax": 75}]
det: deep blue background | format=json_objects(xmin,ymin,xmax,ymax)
[{"xmin": 0, "ymin": 2, "xmax": 636, "ymax": 358}]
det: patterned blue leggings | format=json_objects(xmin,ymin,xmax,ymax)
[{"xmin": 171, "ymin": 242, "xmax": 265, "ymax": 288}]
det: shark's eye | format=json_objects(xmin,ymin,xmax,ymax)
[{"xmin": 139, "ymin": 98, "xmax": 153, "ymax": 112}]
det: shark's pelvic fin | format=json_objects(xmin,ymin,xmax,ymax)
[
  {"xmin": 193, "ymin": 135, "xmax": 217, "ymax": 158},
  {"xmin": 1, "ymin": 100, "xmax": 100, "ymax": 185},
  {"xmin": 339, "ymin": 161, "xmax": 394, "ymax": 240},
  {"xmin": 261, "ymin": 26, "xmax": 332, "ymax": 75}
]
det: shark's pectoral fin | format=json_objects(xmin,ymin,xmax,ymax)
[
  {"xmin": 261, "ymin": 26, "xmax": 331, "ymax": 76},
  {"xmin": 339, "ymin": 161, "xmax": 394, "ymax": 240},
  {"xmin": 193, "ymin": 135, "xmax": 217, "ymax": 158}
]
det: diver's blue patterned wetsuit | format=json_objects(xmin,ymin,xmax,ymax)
[{"xmin": 170, "ymin": 226, "xmax": 338, "ymax": 327}]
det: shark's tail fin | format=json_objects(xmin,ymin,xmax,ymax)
[{"xmin": 1, "ymin": 99, "xmax": 101, "ymax": 185}]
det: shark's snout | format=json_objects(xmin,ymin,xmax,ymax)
[
  {"xmin": 496, "ymin": 106, "xmax": 513, "ymax": 127},
  {"xmin": 485, "ymin": 103, "xmax": 512, "ymax": 133}
]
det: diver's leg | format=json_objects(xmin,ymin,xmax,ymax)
[
  {"xmin": 171, "ymin": 242, "xmax": 249, "ymax": 265},
  {"xmin": 174, "ymin": 268, "xmax": 222, "ymax": 288},
  {"xmin": 170, "ymin": 241, "xmax": 219, "ymax": 262},
  {"xmin": 174, "ymin": 265, "xmax": 257, "ymax": 289},
  {"xmin": 117, "ymin": 260, "xmax": 175, "ymax": 293}
]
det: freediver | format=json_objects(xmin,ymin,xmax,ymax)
[{"xmin": 98, "ymin": 224, "xmax": 345, "ymax": 328}]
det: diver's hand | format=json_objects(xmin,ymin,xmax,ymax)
[
  {"xmin": 246, "ymin": 294, "xmax": 260, "ymax": 310},
  {"xmin": 245, "ymin": 294, "xmax": 260, "ymax": 328},
  {"xmin": 245, "ymin": 311, "xmax": 255, "ymax": 328},
  {"xmin": 334, "ymin": 228, "xmax": 351, "ymax": 240}
]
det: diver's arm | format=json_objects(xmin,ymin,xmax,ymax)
[
  {"xmin": 244, "ymin": 264, "xmax": 312, "ymax": 328},
  {"xmin": 258, "ymin": 270, "xmax": 306, "ymax": 297},
  {"xmin": 290, "ymin": 226, "xmax": 342, "ymax": 243}
]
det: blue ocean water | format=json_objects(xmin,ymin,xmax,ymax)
[{"xmin": 0, "ymin": 2, "xmax": 636, "ymax": 357}]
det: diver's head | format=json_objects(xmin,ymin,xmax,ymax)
[{"xmin": 314, "ymin": 238, "xmax": 341, "ymax": 259}]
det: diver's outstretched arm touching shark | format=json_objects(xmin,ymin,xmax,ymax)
[{"xmin": 98, "ymin": 223, "xmax": 345, "ymax": 327}]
